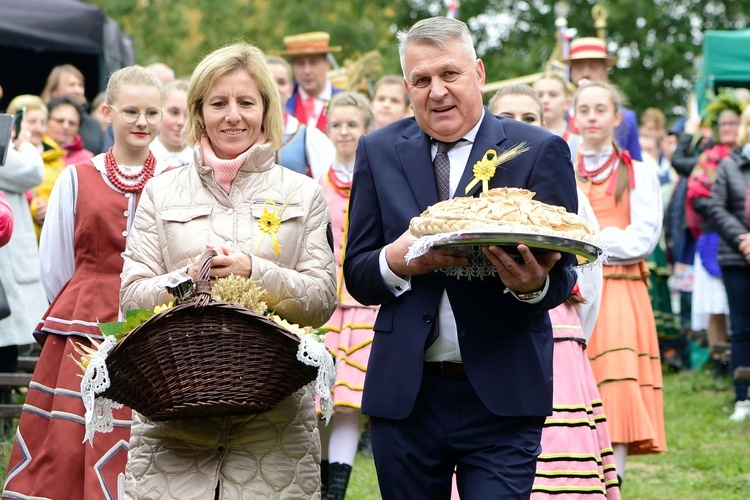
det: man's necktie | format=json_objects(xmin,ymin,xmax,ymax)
[
  {"xmin": 426, "ymin": 139, "xmax": 460, "ymax": 349},
  {"xmin": 304, "ymin": 96, "xmax": 316, "ymax": 125}
]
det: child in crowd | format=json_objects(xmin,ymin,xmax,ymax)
[
  {"xmin": 370, "ymin": 74, "xmax": 410, "ymax": 129},
  {"xmin": 3, "ymin": 66, "xmax": 167, "ymax": 500},
  {"xmin": 150, "ymin": 78, "xmax": 193, "ymax": 168},
  {"xmin": 317, "ymin": 91, "xmax": 377, "ymax": 500},
  {"xmin": 533, "ymin": 72, "xmax": 582, "ymax": 158},
  {"xmin": 573, "ymin": 81, "xmax": 667, "ymax": 484},
  {"xmin": 486, "ymin": 85, "xmax": 619, "ymax": 498}
]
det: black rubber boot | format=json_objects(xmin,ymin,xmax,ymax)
[
  {"xmin": 327, "ymin": 462, "xmax": 352, "ymax": 500},
  {"xmin": 321, "ymin": 460, "xmax": 329, "ymax": 499}
]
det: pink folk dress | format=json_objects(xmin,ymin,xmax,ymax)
[
  {"xmin": 319, "ymin": 167, "xmax": 378, "ymax": 412},
  {"xmin": 531, "ymin": 303, "xmax": 621, "ymax": 499}
]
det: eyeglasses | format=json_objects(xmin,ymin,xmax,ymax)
[
  {"xmin": 108, "ymin": 105, "xmax": 163, "ymax": 125},
  {"xmin": 49, "ymin": 117, "xmax": 79, "ymax": 127},
  {"xmin": 718, "ymin": 120, "xmax": 740, "ymax": 128}
]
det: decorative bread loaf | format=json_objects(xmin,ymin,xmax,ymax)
[{"xmin": 409, "ymin": 187, "xmax": 598, "ymax": 243}]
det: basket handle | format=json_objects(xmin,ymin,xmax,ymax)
[{"xmin": 195, "ymin": 248, "xmax": 217, "ymax": 307}]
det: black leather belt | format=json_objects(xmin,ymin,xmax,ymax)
[{"xmin": 424, "ymin": 361, "xmax": 467, "ymax": 379}]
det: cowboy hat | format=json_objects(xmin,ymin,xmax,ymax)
[
  {"xmin": 560, "ymin": 37, "xmax": 618, "ymax": 67},
  {"xmin": 281, "ymin": 32, "xmax": 341, "ymax": 57}
]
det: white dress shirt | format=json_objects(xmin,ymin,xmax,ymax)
[{"xmin": 378, "ymin": 110, "xmax": 549, "ymax": 362}]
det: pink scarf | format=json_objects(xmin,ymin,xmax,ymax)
[{"xmin": 200, "ymin": 136, "xmax": 252, "ymax": 194}]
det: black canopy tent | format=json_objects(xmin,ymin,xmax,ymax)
[{"xmin": 0, "ymin": 0, "xmax": 135, "ymax": 111}]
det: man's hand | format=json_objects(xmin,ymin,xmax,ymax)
[
  {"xmin": 385, "ymin": 229, "xmax": 469, "ymax": 278},
  {"xmin": 483, "ymin": 244, "xmax": 561, "ymax": 293}
]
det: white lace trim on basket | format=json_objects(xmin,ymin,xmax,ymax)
[
  {"xmin": 297, "ymin": 333, "xmax": 336, "ymax": 423},
  {"xmin": 81, "ymin": 335, "xmax": 123, "ymax": 445}
]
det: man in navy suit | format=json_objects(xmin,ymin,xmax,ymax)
[{"xmin": 343, "ymin": 17, "xmax": 579, "ymax": 499}]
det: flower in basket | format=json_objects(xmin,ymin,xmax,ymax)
[{"xmin": 76, "ymin": 273, "xmax": 336, "ymax": 444}]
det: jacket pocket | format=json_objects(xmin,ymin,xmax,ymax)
[
  {"xmin": 250, "ymin": 200, "xmax": 304, "ymax": 222},
  {"xmin": 159, "ymin": 205, "xmax": 213, "ymax": 223}
]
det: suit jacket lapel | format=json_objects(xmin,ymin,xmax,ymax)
[
  {"xmin": 458, "ymin": 111, "xmax": 509, "ymax": 198},
  {"xmin": 395, "ymin": 127, "xmax": 438, "ymax": 210}
]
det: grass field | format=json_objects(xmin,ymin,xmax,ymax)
[
  {"xmin": 347, "ymin": 368, "xmax": 750, "ymax": 499},
  {"xmin": 2, "ymin": 368, "xmax": 748, "ymax": 498}
]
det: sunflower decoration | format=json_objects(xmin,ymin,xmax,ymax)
[
  {"xmin": 255, "ymin": 200, "xmax": 288, "ymax": 256},
  {"xmin": 702, "ymin": 90, "xmax": 747, "ymax": 130}
]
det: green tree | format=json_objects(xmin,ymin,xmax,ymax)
[{"xmin": 87, "ymin": 0, "xmax": 748, "ymax": 119}]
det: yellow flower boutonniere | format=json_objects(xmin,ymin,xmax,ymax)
[
  {"xmin": 464, "ymin": 142, "xmax": 532, "ymax": 195},
  {"xmin": 255, "ymin": 200, "xmax": 289, "ymax": 256}
]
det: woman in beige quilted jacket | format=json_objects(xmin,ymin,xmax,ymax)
[{"xmin": 119, "ymin": 42, "xmax": 337, "ymax": 499}]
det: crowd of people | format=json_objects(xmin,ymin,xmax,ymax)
[{"xmin": 0, "ymin": 13, "xmax": 748, "ymax": 500}]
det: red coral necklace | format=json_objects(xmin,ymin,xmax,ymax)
[
  {"xmin": 576, "ymin": 148, "xmax": 618, "ymax": 184},
  {"xmin": 105, "ymin": 147, "xmax": 156, "ymax": 192}
]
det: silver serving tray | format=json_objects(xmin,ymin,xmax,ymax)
[{"xmin": 432, "ymin": 231, "xmax": 602, "ymax": 264}]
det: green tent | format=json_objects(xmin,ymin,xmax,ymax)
[{"xmin": 696, "ymin": 28, "xmax": 750, "ymax": 115}]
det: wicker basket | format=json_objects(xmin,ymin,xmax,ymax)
[{"xmin": 102, "ymin": 250, "xmax": 319, "ymax": 421}]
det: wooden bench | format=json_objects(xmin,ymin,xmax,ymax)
[
  {"xmin": 0, "ymin": 372, "xmax": 33, "ymax": 420},
  {"xmin": 17, "ymin": 355, "xmax": 38, "ymax": 373}
]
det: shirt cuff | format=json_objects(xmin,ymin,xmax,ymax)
[
  {"xmin": 379, "ymin": 246, "xmax": 411, "ymax": 297},
  {"xmin": 507, "ymin": 275, "xmax": 550, "ymax": 303}
]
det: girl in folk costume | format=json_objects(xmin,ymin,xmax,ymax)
[
  {"xmin": 3, "ymin": 66, "xmax": 167, "ymax": 500},
  {"xmin": 573, "ymin": 81, "xmax": 666, "ymax": 485},
  {"xmin": 533, "ymin": 73, "xmax": 582, "ymax": 161},
  {"xmin": 485, "ymin": 86, "xmax": 620, "ymax": 499},
  {"xmin": 149, "ymin": 79, "xmax": 193, "ymax": 169},
  {"xmin": 317, "ymin": 92, "xmax": 376, "ymax": 500}
]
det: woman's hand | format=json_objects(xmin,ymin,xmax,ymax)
[{"xmin": 189, "ymin": 245, "xmax": 253, "ymax": 281}]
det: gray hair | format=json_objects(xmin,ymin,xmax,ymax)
[{"xmin": 397, "ymin": 17, "xmax": 477, "ymax": 76}]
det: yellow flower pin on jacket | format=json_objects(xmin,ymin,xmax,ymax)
[{"xmin": 465, "ymin": 142, "xmax": 531, "ymax": 195}]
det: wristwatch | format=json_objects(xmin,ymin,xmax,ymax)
[{"xmin": 503, "ymin": 287, "xmax": 543, "ymax": 301}]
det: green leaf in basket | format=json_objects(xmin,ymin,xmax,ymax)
[
  {"xmin": 124, "ymin": 308, "xmax": 155, "ymax": 327},
  {"xmin": 98, "ymin": 309, "xmax": 155, "ymax": 341},
  {"xmin": 98, "ymin": 321, "xmax": 129, "ymax": 339}
]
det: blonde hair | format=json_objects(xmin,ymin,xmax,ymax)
[
  {"xmin": 40, "ymin": 64, "xmax": 85, "ymax": 104},
  {"xmin": 533, "ymin": 72, "xmax": 575, "ymax": 96},
  {"xmin": 265, "ymin": 56, "xmax": 292, "ymax": 79},
  {"xmin": 163, "ymin": 78, "xmax": 189, "ymax": 99},
  {"xmin": 640, "ymin": 107, "xmax": 666, "ymax": 130},
  {"xmin": 573, "ymin": 81, "xmax": 630, "ymax": 204},
  {"xmin": 6, "ymin": 94, "xmax": 47, "ymax": 118},
  {"xmin": 328, "ymin": 92, "xmax": 375, "ymax": 130},
  {"xmin": 184, "ymin": 43, "xmax": 283, "ymax": 150},
  {"xmin": 105, "ymin": 65, "xmax": 164, "ymax": 105},
  {"xmin": 736, "ymin": 106, "xmax": 750, "ymax": 147}
]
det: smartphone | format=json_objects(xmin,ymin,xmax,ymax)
[
  {"xmin": 13, "ymin": 108, "xmax": 25, "ymax": 138},
  {"xmin": 0, "ymin": 113, "xmax": 15, "ymax": 167}
]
